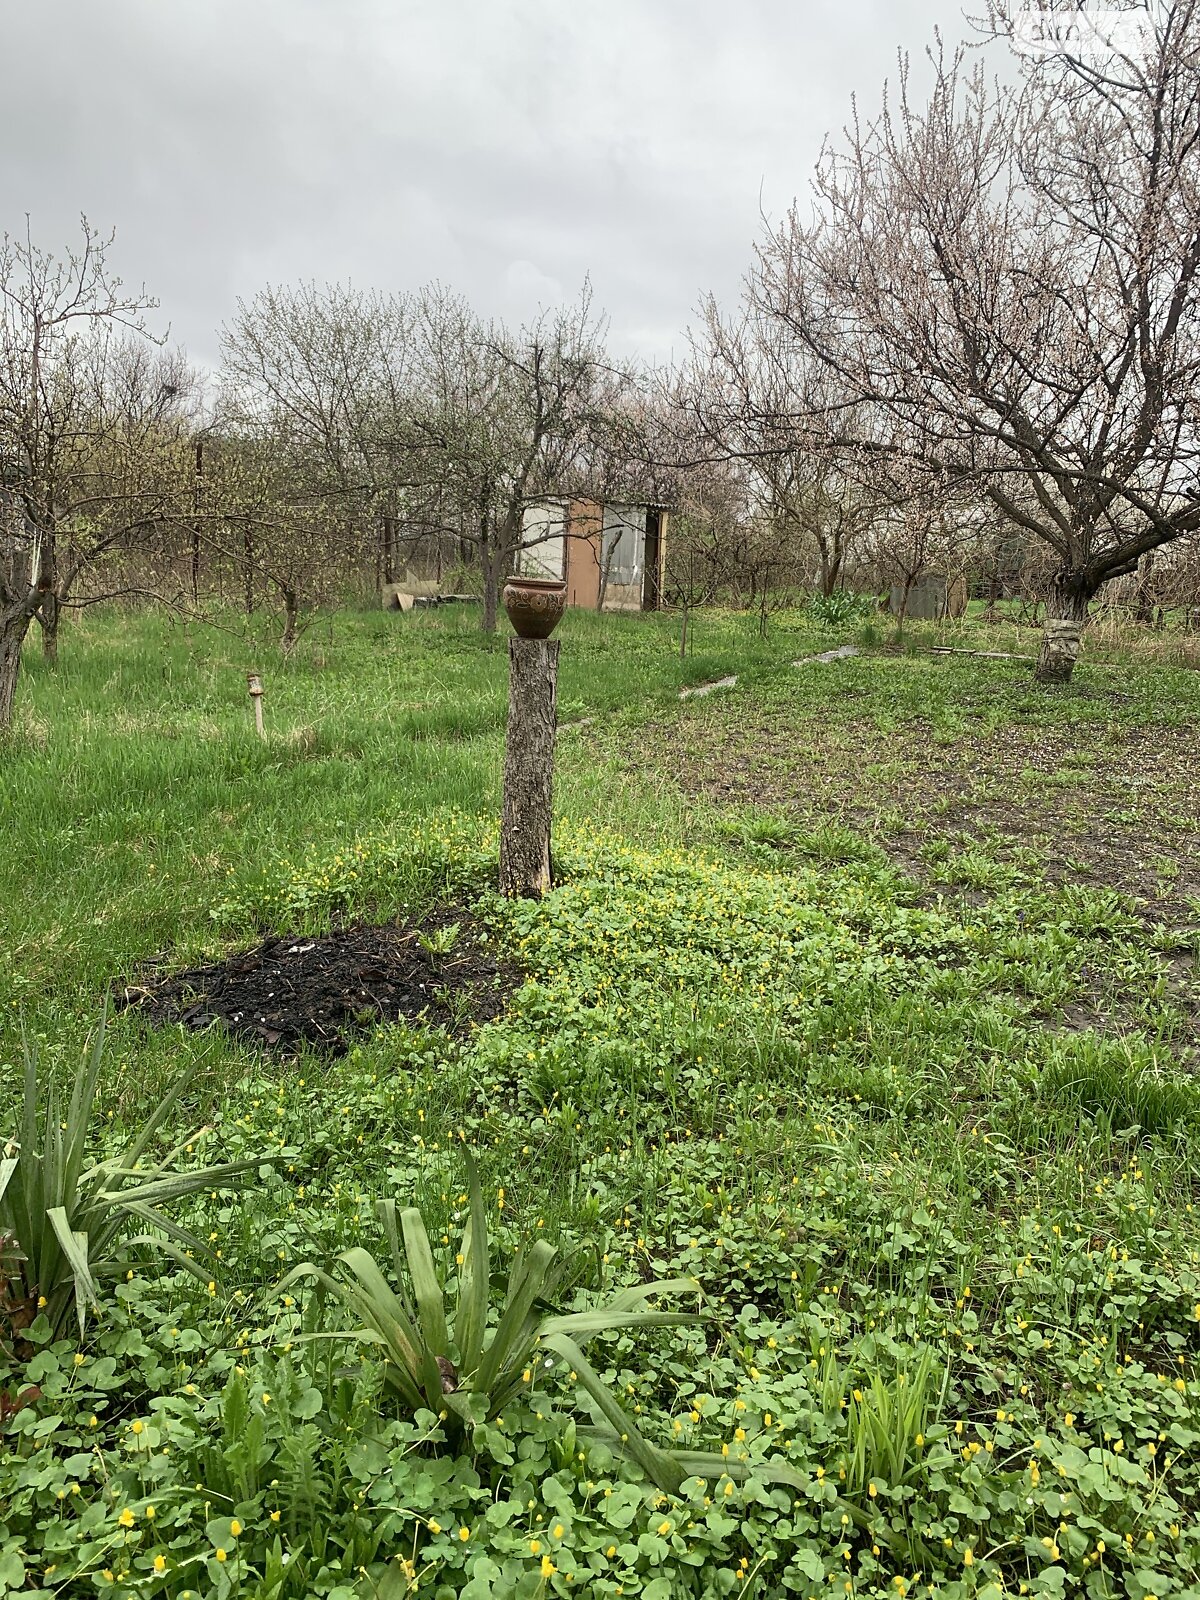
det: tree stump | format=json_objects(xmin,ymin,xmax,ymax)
[{"xmin": 499, "ymin": 638, "xmax": 559, "ymax": 898}]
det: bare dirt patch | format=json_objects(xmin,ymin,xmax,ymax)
[
  {"xmin": 620, "ymin": 694, "xmax": 1200, "ymax": 927},
  {"xmin": 121, "ymin": 911, "xmax": 514, "ymax": 1054},
  {"xmin": 611, "ymin": 683, "xmax": 1200, "ymax": 1049}
]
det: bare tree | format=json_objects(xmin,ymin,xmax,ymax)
[
  {"xmin": 218, "ymin": 280, "xmax": 656, "ymax": 631},
  {"xmin": 688, "ymin": 300, "xmax": 886, "ymax": 598},
  {"xmin": 755, "ymin": 1, "xmax": 1200, "ymax": 680},
  {"xmin": 220, "ymin": 282, "xmax": 415, "ymax": 591},
  {"xmin": 662, "ymin": 481, "xmax": 725, "ymax": 656},
  {"xmin": 1107, "ymin": 526, "xmax": 1200, "ymax": 620},
  {"xmin": 0, "ymin": 493, "xmax": 39, "ymax": 729},
  {"xmin": 191, "ymin": 421, "xmax": 348, "ymax": 653},
  {"xmin": 0, "ymin": 219, "xmax": 186, "ymax": 729},
  {"xmin": 856, "ymin": 458, "xmax": 976, "ymax": 630},
  {"xmin": 405, "ymin": 284, "xmax": 640, "ymax": 631}
]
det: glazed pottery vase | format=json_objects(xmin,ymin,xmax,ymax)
[{"xmin": 502, "ymin": 576, "xmax": 568, "ymax": 639}]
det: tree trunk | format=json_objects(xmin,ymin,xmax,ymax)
[
  {"xmin": 35, "ymin": 522, "xmax": 59, "ymax": 664},
  {"xmin": 36, "ymin": 524, "xmax": 59, "ymax": 662},
  {"xmin": 1134, "ymin": 552, "xmax": 1156, "ymax": 624},
  {"xmin": 192, "ymin": 438, "xmax": 205, "ymax": 607},
  {"xmin": 1035, "ymin": 572, "xmax": 1094, "ymax": 683},
  {"xmin": 381, "ymin": 513, "xmax": 396, "ymax": 588},
  {"xmin": 987, "ymin": 545, "xmax": 1002, "ymax": 609},
  {"xmin": 893, "ymin": 575, "xmax": 914, "ymax": 640},
  {"xmin": 281, "ymin": 588, "xmax": 299, "ymax": 655},
  {"xmin": 243, "ymin": 528, "xmax": 255, "ymax": 615},
  {"xmin": 38, "ymin": 587, "xmax": 62, "ymax": 664},
  {"xmin": 0, "ymin": 607, "xmax": 32, "ymax": 732},
  {"xmin": 817, "ymin": 537, "xmax": 840, "ymax": 597},
  {"xmin": 481, "ymin": 542, "xmax": 503, "ymax": 634},
  {"xmin": 499, "ymin": 638, "xmax": 559, "ymax": 899}
]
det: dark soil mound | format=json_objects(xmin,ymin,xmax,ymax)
[{"xmin": 122, "ymin": 912, "xmax": 512, "ymax": 1055}]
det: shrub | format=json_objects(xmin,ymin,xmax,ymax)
[
  {"xmin": 807, "ymin": 589, "xmax": 877, "ymax": 628},
  {"xmin": 283, "ymin": 1153, "xmax": 801, "ymax": 1496},
  {"xmin": 0, "ymin": 1008, "xmax": 262, "ymax": 1343}
]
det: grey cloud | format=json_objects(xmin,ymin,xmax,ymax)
[{"xmin": 3, "ymin": 0, "xmax": 973, "ymax": 368}]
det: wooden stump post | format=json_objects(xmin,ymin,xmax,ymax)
[
  {"xmin": 499, "ymin": 638, "xmax": 560, "ymax": 898},
  {"xmin": 247, "ymin": 672, "xmax": 265, "ymax": 738}
]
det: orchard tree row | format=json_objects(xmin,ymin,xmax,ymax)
[{"xmin": 5, "ymin": 2, "xmax": 1200, "ymax": 727}]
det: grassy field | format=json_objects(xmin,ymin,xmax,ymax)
[{"xmin": 2, "ymin": 601, "xmax": 1199, "ymax": 1600}]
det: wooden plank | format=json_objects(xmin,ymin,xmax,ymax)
[{"xmin": 930, "ymin": 647, "xmax": 1035, "ymax": 661}]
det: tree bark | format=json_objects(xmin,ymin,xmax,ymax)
[
  {"xmin": 33, "ymin": 518, "xmax": 59, "ymax": 664},
  {"xmin": 481, "ymin": 542, "xmax": 503, "ymax": 634},
  {"xmin": 281, "ymin": 588, "xmax": 299, "ymax": 655},
  {"xmin": 499, "ymin": 638, "xmax": 559, "ymax": 899},
  {"xmin": 893, "ymin": 574, "xmax": 914, "ymax": 640},
  {"xmin": 381, "ymin": 513, "xmax": 396, "ymax": 589},
  {"xmin": 1134, "ymin": 551, "xmax": 1156, "ymax": 625},
  {"xmin": 0, "ymin": 608, "xmax": 32, "ymax": 732},
  {"xmin": 1035, "ymin": 572, "xmax": 1094, "ymax": 683},
  {"xmin": 192, "ymin": 437, "xmax": 204, "ymax": 607},
  {"xmin": 982, "ymin": 544, "xmax": 1003, "ymax": 615},
  {"xmin": 39, "ymin": 590, "xmax": 60, "ymax": 663},
  {"xmin": 817, "ymin": 536, "xmax": 842, "ymax": 597}
]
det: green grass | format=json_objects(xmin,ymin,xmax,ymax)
[
  {"xmin": 0, "ymin": 603, "xmax": 809, "ymax": 1020},
  {"xmin": 2, "ymin": 604, "xmax": 1199, "ymax": 1600}
]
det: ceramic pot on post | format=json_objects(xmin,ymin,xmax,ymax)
[{"xmin": 502, "ymin": 576, "xmax": 568, "ymax": 639}]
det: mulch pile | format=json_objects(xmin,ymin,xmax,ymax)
[{"xmin": 120, "ymin": 912, "xmax": 513, "ymax": 1055}]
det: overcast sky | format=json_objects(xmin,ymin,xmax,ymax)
[{"xmin": 3, "ymin": 1, "xmax": 974, "ymax": 369}]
